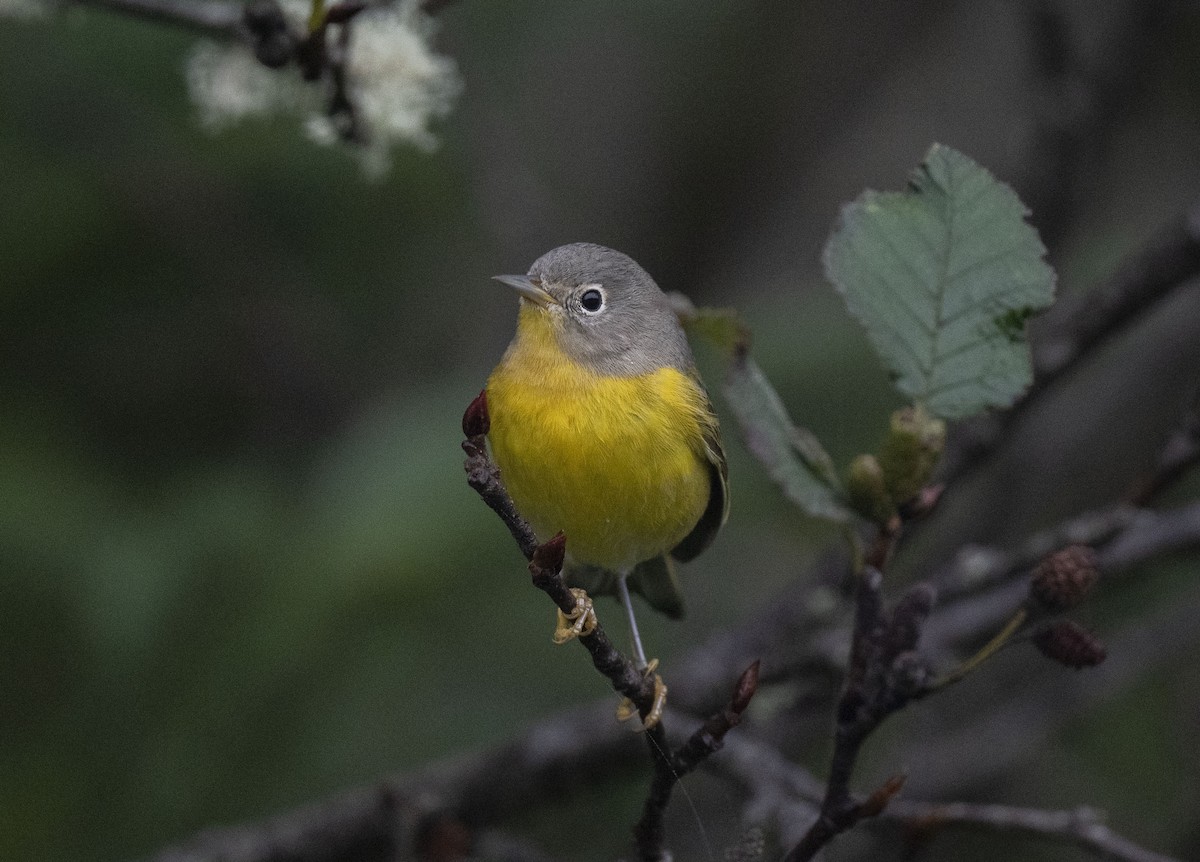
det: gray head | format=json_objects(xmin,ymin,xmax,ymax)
[{"xmin": 494, "ymin": 243, "xmax": 693, "ymax": 376}]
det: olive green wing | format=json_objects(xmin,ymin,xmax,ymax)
[{"xmin": 669, "ymin": 395, "xmax": 729, "ymax": 563}]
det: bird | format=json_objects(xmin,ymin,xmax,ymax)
[{"xmin": 485, "ymin": 242, "xmax": 728, "ymax": 670}]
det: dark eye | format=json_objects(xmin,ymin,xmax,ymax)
[{"xmin": 580, "ymin": 288, "xmax": 604, "ymax": 313}]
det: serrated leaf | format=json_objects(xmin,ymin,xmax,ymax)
[
  {"xmin": 680, "ymin": 305, "xmax": 852, "ymax": 524},
  {"xmin": 823, "ymin": 144, "xmax": 1056, "ymax": 419}
]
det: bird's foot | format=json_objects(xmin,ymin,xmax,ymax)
[
  {"xmin": 616, "ymin": 658, "xmax": 668, "ymax": 730},
  {"xmin": 552, "ymin": 588, "xmax": 598, "ymax": 644}
]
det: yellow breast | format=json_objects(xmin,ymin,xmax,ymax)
[{"xmin": 487, "ymin": 319, "xmax": 712, "ymax": 572}]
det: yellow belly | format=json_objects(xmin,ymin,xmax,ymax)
[{"xmin": 487, "ymin": 348, "xmax": 711, "ymax": 572}]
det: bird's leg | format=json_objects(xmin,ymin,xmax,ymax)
[
  {"xmin": 613, "ymin": 572, "xmax": 668, "ymax": 729},
  {"xmin": 616, "ymin": 571, "xmax": 648, "ymax": 669}
]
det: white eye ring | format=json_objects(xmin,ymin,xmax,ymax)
[{"xmin": 578, "ymin": 285, "xmax": 606, "ymax": 315}]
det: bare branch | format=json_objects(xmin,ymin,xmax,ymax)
[
  {"xmin": 141, "ymin": 552, "xmax": 1200, "ymax": 862},
  {"xmin": 142, "ymin": 701, "xmax": 630, "ymax": 862},
  {"xmin": 939, "ymin": 199, "xmax": 1200, "ymax": 484},
  {"xmin": 1128, "ymin": 389, "xmax": 1200, "ymax": 505},
  {"xmin": 670, "ymin": 499, "xmax": 1200, "ymax": 720},
  {"xmin": 146, "ymin": 389, "xmax": 1200, "ymax": 862},
  {"xmin": 716, "ymin": 720, "xmax": 1185, "ymax": 862},
  {"xmin": 634, "ymin": 661, "xmax": 760, "ymax": 861},
  {"xmin": 1036, "ymin": 199, "xmax": 1200, "ymax": 381},
  {"xmin": 888, "ymin": 800, "xmax": 1182, "ymax": 862},
  {"xmin": 780, "ymin": 569, "xmax": 934, "ymax": 861},
  {"xmin": 462, "ymin": 391, "xmax": 540, "ymax": 560},
  {"xmin": 908, "ymin": 579, "xmax": 1200, "ymax": 798},
  {"xmin": 1019, "ymin": 0, "xmax": 1174, "ymax": 252},
  {"xmin": 71, "ymin": 0, "xmax": 462, "ymax": 35},
  {"xmin": 143, "ymin": 784, "xmax": 407, "ymax": 862},
  {"xmin": 930, "ymin": 500, "xmax": 1200, "ymax": 604},
  {"xmin": 71, "ymin": 0, "xmax": 245, "ymax": 37}
]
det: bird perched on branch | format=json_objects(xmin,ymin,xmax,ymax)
[{"xmin": 485, "ymin": 243, "xmax": 728, "ymax": 672}]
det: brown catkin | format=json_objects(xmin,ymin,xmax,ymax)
[
  {"xmin": 1029, "ymin": 544, "xmax": 1099, "ymax": 612},
  {"xmin": 1033, "ymin": 621, "xmax": 1107, "ymax": 669}
]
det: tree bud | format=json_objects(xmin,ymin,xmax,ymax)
[
  {"xmin": 878, "ymin": 405, "xmax": 946, "ymax": 504},
  {"xmin": 847, "ymin": 453, "xmax": 895, "ymax": 523},
  {"xmin": 462, "ymin": 389, "xmax": 490, "ymax": 438}
]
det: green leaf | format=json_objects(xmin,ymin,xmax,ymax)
[
  {"xmin": 823, "ymin": 144, "xmax": 1056, "ymax": 420},
  {"xmin": 680, "ymin": 305, "xmax": 853, "ymax": 524}
]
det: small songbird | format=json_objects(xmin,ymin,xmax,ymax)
[{"xmin": 486, "ymin": 243, "xmax": 728, "ymax": 667}]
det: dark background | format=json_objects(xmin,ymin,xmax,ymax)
[{"xmin": 2, "ymin": 1, "xmax": 1199, "ymax": 859}]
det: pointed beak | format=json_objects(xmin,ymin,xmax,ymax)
[{"xmin": 493, "ymin": 274, "xmax": 555, "ymax": 308}]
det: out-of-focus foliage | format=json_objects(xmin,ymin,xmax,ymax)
[{"xmin": 2, "ymin": 2, "xmax": 1200, "ymax": 861}]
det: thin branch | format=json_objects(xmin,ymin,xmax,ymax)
[
  {"xmin": 142, "ymin": 784, "xmax": 406, "ymax": 862},
  {"xmin": 888, "ymin": 800, "xmax": 1182, "ymax": 862},
  {"xmin": 1128, "ymin": 389, "xmax": 1200, "ymax": 505},
  {"xmin": 462, "ymin": 391, "xmax": 539, "ymax": 559},
  {"xmin": 907, "ymin": 579, "xmax": 1200, "ymax": 798},
  {"xmin": 69, "ymin": 0, "xmax": 453, "ymax": 148},
  {"xmin": 145, "ymin": 406, "xmax": 1200, "ymax": 862},
  {"xmin": 715, "ymin": 721, "xmax": 1185, "ymax": 862},
  {"xmin": 71, "ymin": 0, "xmax": 245, "ymax": 37},
  {"xmin": 1036, "ymin": 199, "xmax": 1200, "ymax": 380},
  {"xmin": 1018, "ymin": 0, "xmax": 1173, "ymax": 253},
  {"xmin": 670, "ymin": 499, "xmax": 1200, "ymax": 721},
  {"xmin": 71, "ymin": 0, "xmax": 461, "ymax": 34},
  {"xmin": 939, "ymin": 199, "xmax": 1200, "ymax": 484},
  {"xmin": 141, "ymin": 543, "xmax": 1200, "ymax": 862},
  {"xmin": 780, "ymin": 570, "xmax": 933, "ymax": 861},
  {"xmin": 718, "ymin": 732, "xmax": 1184, "ymax": 862},
  {"xmin": 143, "ymin": 701, "xmax": 632, "ymax": 862},
  {"xmin": 634, "ymin": 662, "xmax": 760, "ymax": 861},
  {"xmin": 930, "ymin": 499, "xmax": 1200, "ymax": 604}
]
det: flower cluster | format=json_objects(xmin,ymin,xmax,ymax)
[{"xmin": 186, "ymin": 0, "xmax": 461, "ymax": 176}]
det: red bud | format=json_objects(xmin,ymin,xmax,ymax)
[
  {"xmin": 462, "ymin": 389, "xmax": 490, "ymax": 438},
  {"xmin": 731, "ymin": 659, "xmax": 761, "ymax": 714},
  {"xmin": 900, "ymin": 483, "xmax": 945, "ymax": 520},
  {"xmin": 860, "ymin": 774, "xmax": 906, "ymax": 817},
  {"xmin": 531, "ymin": 532, "xmax": 566, "ymax": 573}
]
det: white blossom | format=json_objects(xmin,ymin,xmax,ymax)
[
  {"xmin": 184, "ymin": 0, "xmax": 461, "ymax": 176},
  {"xmin": 187, "ymin": 40, "xmax": 315, "ymax": 129}
]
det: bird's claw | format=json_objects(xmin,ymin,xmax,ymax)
[
  {"xmin": 616, "ymin": 659, "xmax": 667, "ymax": 730},
  {"xmin": 552, "ymin": 588, "xmax": 597, "ymax": 644}
]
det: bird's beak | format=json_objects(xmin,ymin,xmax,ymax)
[{"xmin": 493, "ymin": 274, "xmax": 555, "ymax": 308}]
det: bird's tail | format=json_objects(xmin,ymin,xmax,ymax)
[{"xmin": 565, "ymin": 555, "xmax": 685, "ymax": 620}]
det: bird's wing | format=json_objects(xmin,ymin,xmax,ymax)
[{"xmin": 670, "ymin": 391, "xmax": 729, "ymax": 564}]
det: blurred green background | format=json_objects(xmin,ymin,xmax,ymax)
[{"xmin": 2, "ymin": 2, "xmax": 1199, "ymax": 860}]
